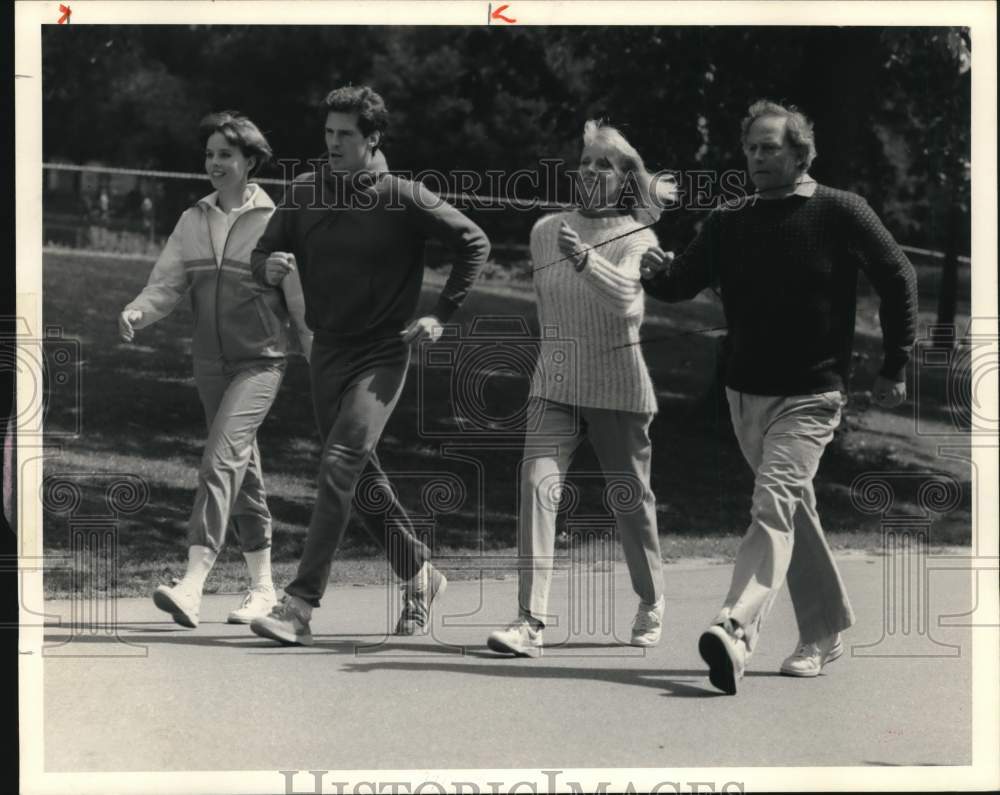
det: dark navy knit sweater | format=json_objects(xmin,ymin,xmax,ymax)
[
  {"xmin": 642, "ymin": 185, "xmax": 919, "ymax": 396},
  {"xmin": 251, "ymin": 164, "xmax": 490, "ymax": 343}
]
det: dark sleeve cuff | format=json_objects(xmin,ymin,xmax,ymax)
[
  {"xmin": 878, "ymin": 354, "xmax": 909, "ymax": 383},
  {"xmin": 432, "ymin": 296, "xmax": 461, "ymax": 324},
  {"xmin": 641, "ymin": 269, "xmax": 671, "ymax": 299}
]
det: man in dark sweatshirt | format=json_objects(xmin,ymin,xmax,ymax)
[
  {"xmin": 641, "ymin": 100, "xmax": 918, "ymax": 694},
  {"xmin": 248, "ymin": 85, "xmax": 490, "ymax": 645}
]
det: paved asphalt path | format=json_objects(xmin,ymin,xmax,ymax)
[{"xmin": 41, "ymin": 555, "xmax": 973, "ymax": 772}]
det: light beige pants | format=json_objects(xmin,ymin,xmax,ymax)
[
  {"xmin": 518, "ymin": 398, "xmax": 664, "ymax": 626},
  {"xmin": 719, "ymin": 387, "xmax": 856, "ymax": 651}
]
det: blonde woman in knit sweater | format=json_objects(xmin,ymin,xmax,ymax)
[{"xmin": 487, "ymin": 120, "xmax": 670, "ymax": 657}]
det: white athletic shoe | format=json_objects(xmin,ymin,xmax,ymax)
[
  {"xmin": 152, "ymin": 581, "xmax": 202, "ymax": 629},
  {"xmin": 395, "ymin": 562, "xmax": 448, "ymax": 635},
  {"xmin": 487, "ymin": 618, "xmax": 544, "ymax": 658},
  {"xmin": 630, "ymin": 595, "xmax": 665, "ymax": 647},
  {"xmin": 780, "ymin": 633, "xmax": 844, "ymax": 677},
  {"xmin": 250, "ymin": 594, "xmax": 314, "ymax": 646},
  {"xmin": 698, "ymin": 621, "xmax": 748, "ymax": 695},
  {"xmin": 226, "ymin": 585, "xmax": 277, "ymax": 624}
]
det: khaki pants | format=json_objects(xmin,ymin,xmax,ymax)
[
  {"xmin": 720, "ymin": 387, "xmax": 856, "ymax": 651},
  {"xmin": 518, "ymin": 398, "xmax": 664, "ymax": 625},
  {"xmin": 189, "ymin": 361, "xmax": 285, "ymax": 553}
]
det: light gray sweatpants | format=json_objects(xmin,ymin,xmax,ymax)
[{"xmin": 188, "ymin": 360, "xmax": 285, "ymax": 553}]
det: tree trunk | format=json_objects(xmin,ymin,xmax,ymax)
[{"xmin": 932, "ymin": 193, "xmax": 961, "ymax": 349}]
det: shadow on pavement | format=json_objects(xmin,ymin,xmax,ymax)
[
  {"xmin": 45, "ymin": 623, "xmax": 472, "ymax": 654},
  {"xmin": 46, "ymin": 621, "xmax": 794, "ymax": 699},
  {"xmin": 336, "ymin": 658, "xmax": 775, "ymax": 698}
]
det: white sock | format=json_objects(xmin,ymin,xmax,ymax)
[
  {"xmin": 179, "ymin": 545, "xmax": 217, "ymax": 592},
  {"xmin": 243, "ymin": 547, "xmax": 274, "ymax": 591},
  {"xmin": 521, "ymin": 612, "xmax": 544, "ymax": 631},
  {"xmin": 405, "ymin": 561, "xmax": 429, "ymax": 593}
]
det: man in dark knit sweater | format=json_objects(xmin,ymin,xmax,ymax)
[
  {"xmin": 248, "ymin": 85, "xmax": 490, "ymax": 645},
  {"xmin": 641, "ymin": 100, "xmax": 918, "ymax": 694}
]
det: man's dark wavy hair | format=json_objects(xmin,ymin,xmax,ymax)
[{"xmin": 321, "ymin": 85, "xmax": 389, "ymax": 147}]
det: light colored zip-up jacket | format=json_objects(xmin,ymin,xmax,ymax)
[{"xmin": 125, "ymin": 184, "xmax": 312, "ymax": 366}]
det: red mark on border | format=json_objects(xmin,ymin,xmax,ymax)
[
  {"xmin": 491, "ymin": 3, "xmax": 516, "ymax": 23},
  {"xmin": 58, "ymin": 4, "xmax": 71, "ymax": 24}
]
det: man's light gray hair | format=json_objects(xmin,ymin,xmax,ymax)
[{"xmin": 740, "ymin": 100, "xmax": 818, "ymax": 172}]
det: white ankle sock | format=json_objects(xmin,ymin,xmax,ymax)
[
  {"xmin": 520, "ymin": 612, "xmax": 544, "ymax": 631},
  {"xmin": 406, "ymin": 561, "xmax": 429, "ymax": 592},
  {"xmin": 243, "ymin": 547, "xmax": 274, "ymax": 590},
  {"xmin": 179, "ymin": 545, "xmax": 217, "ymax": 591}
]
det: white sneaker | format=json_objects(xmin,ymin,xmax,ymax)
[
  {"xmin": 780, "ymin": 633, "xmax": 844, "ymax": 677},
  {"xmin": 250, "ymin": 594, "xmax": 314, "ymax": 646},
  {"xmin": 698, "ymin": 620, "xmax": 748, "ymax": 695},
  {"xmin": 630, "ymin": 595, "xmax": 665, "ymax": 647},
  {"xmin": 226, "ymin": 585, "xmax": 277, "ymax": 624},
  {"xmin": 395, "ymin": 562, "xmax": 448, "ymax": 635},
  {"xmin": 152, "ymin": 581, "xmax": 202, "ymax": 629},
  {"xmin": 487, "ymin": 618, "xmax": 544, "ymax": 658}
]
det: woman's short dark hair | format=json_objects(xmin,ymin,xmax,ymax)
[
  {"xmin": 198, "ymin": 111, "xmax": 273, "ymax": 177},
  {"xmin": 321, "ymin": 85, "xmax": 389, "ymax": 145}
]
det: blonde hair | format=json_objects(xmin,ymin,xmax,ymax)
[{"xmin": 582, "ymin": 119, "xmax": 673, "ymax": 223}]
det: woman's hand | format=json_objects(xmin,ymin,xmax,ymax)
[
  {"xmin": 558, "ymin": 221, "xmax": 588, "ymax": 270},
  {"xmin": 118, "ymin": 309, "xmax": 143, "ymax": 343}
]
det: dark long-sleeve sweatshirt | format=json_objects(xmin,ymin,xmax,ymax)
[
  {"xmin": 251, "ymin": 163, "xmax": 490, "ymax": 343},
  {"xmin": 641, "ymin": 184, "xmax": 919, "ymax": 396}
]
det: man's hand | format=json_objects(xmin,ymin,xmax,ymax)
[
  {"xmin": 401, "ymin": 315, "xmax": 444, "ymax": 345},
  {"xmin": 872, "ymin": 374, "xmax": 906, "ymax": 408},
  {"xmin": 558, "ymin": 221, "xmax": 588, "ymax": 269},
  {"xmin": 263, "ymin": 252, "xmax": 295, "ymax": 286},
  {"xmin": 118, "ymin": 309, "xmax": 142, "ymax": 343},
  {"xmin": 640, "ymin": 246, "xmax": 675, "ymax": 280}
]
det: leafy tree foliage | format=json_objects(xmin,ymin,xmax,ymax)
[{"xmin": 42, "ymin": 25, "xmax": 970, "ymax": 254}]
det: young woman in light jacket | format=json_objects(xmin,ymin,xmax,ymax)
[
  {"xmin": 488, "ymin": 119, "xmax": 673, "ymax": 656},
  {"xmin": 119, "ymin": 112, "xmax": 312, "ymax": 628}
]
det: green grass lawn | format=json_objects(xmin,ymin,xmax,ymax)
[{"xmin": 40, "ymin": 250, "xmax": 973, "ymax": 597}]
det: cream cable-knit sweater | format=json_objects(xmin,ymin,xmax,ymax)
[{"xmin": 528, "ymin": 211, "xmax": 659, "ymax": 414}]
